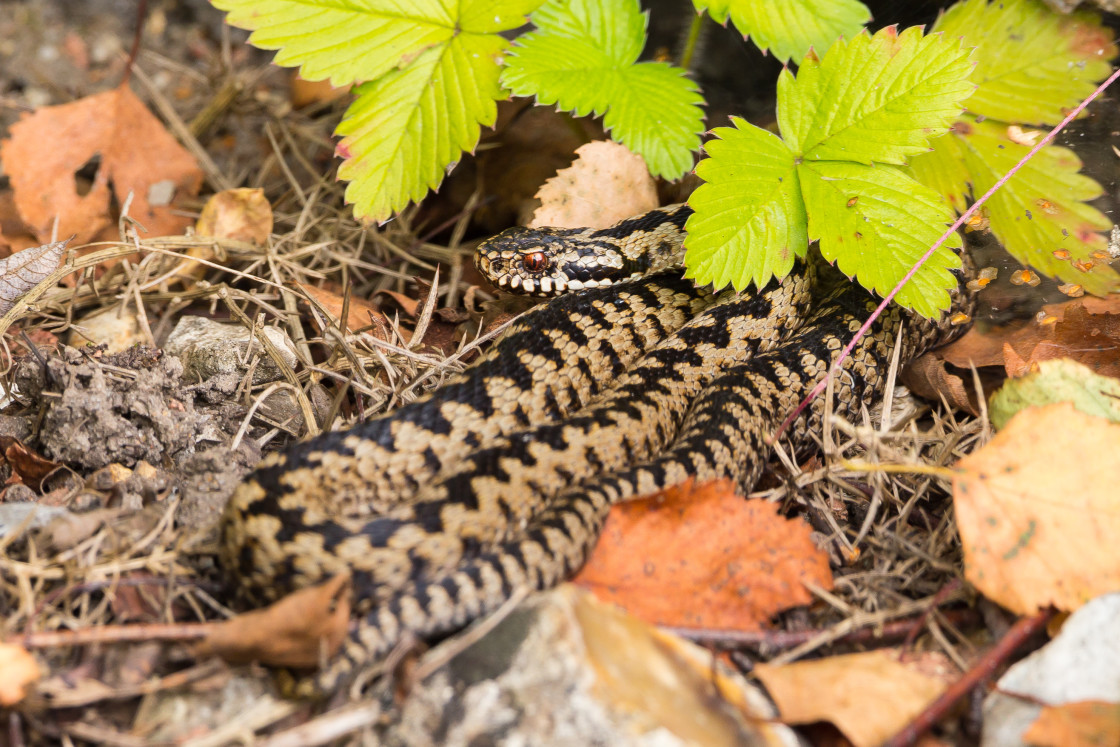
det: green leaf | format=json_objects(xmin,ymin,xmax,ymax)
[
  {"xmin": 687, "ymin": 24, "xmax": 971, "ymax": 316},
  {"xmin": 501, "ymin": 0, "xmax": 705, "ymax": 179},
  {"xmin": 211, "ymin": 0, "xmax": 541, "ymax": 87},
  {"xmin": 777, "ymin": 25, "xmax": 975, "ymax": 164},
  {"xmin": 989, "ymin": 359, "xmax": 1120, "ymax": 429},
  {"xmin": 931, "ymin": 0, "xmax": 1117, "ymax": 125},
  {"xmin": 904, "ymin": 126, "xmax": 971, "ymax": 214},
  {"xmin": 684, "ymin": 119, "xmax": 807, "ymax": 292},
  {"xmin": 693, "ymin": 0, "xmax": 871, "ymax": 63},
  {"xmin": 336, "ymin": 34, "xmax": 505, "ymax": 223},
  {"xmin": 932, "ymin": 117, "xmax": 1117, "ymax": 294},
  {"xmin": 799, "ymin": 161, "xmax": 962, "ymax": 317},
  {"xmin": 212, "ymin": 0, "xmax": 542, "ymax": 222}
]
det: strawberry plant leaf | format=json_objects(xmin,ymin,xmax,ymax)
[
  {"xmin": 693, "ymin": 0, "xmax": 871, "ymax": 63},
  {"xmin": 688, "ymin": 25, "xmax": 972, "ymax": 316},
  {"xmin": 932, "ymin": 0, "xmax": 1116, "ymax": 125},
  {"xmin": 684, "ymin": 119, "xmax": 807, "ymax": 292},
  {"xmin": 799, "ymin": 161, "xmax": 962, "ymax": 318},
  {"xmin": 212, "ymin": 0, "xmax": 542, "ymax": 222},
  {"xmin": 502, "ymin": 0, "xmax": 705, "ymax": 179},
  {"xmin": 210, "ymin": 0, "xmax": 541, "ymax": 87},
  {"xmin": 908, "ymin": 1, "xmax": 1119, "ymax": 296},
  {"xmin": 778, "ymin": 26, "xmax": 974, "ymax": 165},
  {"xmin": 335, "ymin": 35, "xmax": 507, "ymax": 224},
  {"xmin": 950, "ymin": 117, "xmax": 1115, "ymax": 294}
]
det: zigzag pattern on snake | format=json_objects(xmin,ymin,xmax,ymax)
[{"xmin": 219, "ymin": 204, "xmax": 975, "ymax": 696}]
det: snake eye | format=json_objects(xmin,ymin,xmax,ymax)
[{"xmin": 521, "ymin": 251, "xmax": 549, "ymax": 274}]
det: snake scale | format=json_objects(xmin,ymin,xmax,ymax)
[{"xmin": 219, "ymin": 204, "xmax": 975, "ymax": 696}]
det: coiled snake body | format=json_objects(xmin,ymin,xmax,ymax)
[{"xmin": 220, "ymin": 204, "xmax": 974, "ymax": 695}]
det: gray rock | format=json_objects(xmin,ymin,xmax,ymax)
[{"xmin": 165, "ymin": 316, "xmax": 299, "ymax": 386}]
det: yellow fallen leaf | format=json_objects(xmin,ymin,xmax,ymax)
[
  {"xmin": 953, "ymin": 403, "xmax": 1120, "ymax": 614},
  {"xmin": 753, "ymin": 650, "xmax": 948, "ymax": 747}
]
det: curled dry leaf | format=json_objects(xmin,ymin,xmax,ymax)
[
  {"xmin": 1023, "ymin": 701, "xmax": 1120, "ymax": 747},
  {"xmin": 0, "ymin": 239, "xmax": 67, "ymax": 316},
  {"xmin": 0, "ymin": 435, "xmax": 61, "ymax": 489},
  {"xmin": 953, "ymin": 403, "xmax": 1120, "ymax": 614},
  {"xmin": 901, "ymin": 351, "xmax": 982, "ymax": 415},
  {"xmin": 530, "ymin": 140, "xmax": 660, "ymax": 229},
  {"xmin": 195, "ymin": 188, "xmax": 273, "ymax": 245},
  {"xmin": 0, "ymin": 642, "xmax": 41, "ymax": 706},
  {"xmin": 197, "ymin": 574, "xmax": 350, "ymax": 668},
  {"xmin": 573, "ymin": 479, "xmax": 832, "ymax": 629},
  {"xmin": 753, "ymin": 650, "xmax": 949, "ymax": 747},
  {"xmin": 178, "ymin": 188, "xmax": 274, "ymax": 283},
  {"xmin": 0, "ymin": 83, "xmax": 202, "ymax": 244}
]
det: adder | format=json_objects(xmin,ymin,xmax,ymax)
[{"xmin": 219, "ymin": 203, "xmax": 975, "ymax": 695}]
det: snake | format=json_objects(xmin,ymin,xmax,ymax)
[{"xmin": 219, "ymin": 204, "xmax": 975, "ymax": 696}]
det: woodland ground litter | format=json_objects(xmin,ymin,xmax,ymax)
[{"xmin": 2, "ymin": 0, "xmax": 1120, "ymax": 744}]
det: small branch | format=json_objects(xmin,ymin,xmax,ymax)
[
  {"xmin": 663, "ymin": 608, "xmax": 978, "ymax": 650},
  {"xmin": 882, "ymin": 608, "xmax": 1055, "ymax": 747},
  {"xmin": 21, "ymin": 621, "xmax": 210, "ymax": 649}
]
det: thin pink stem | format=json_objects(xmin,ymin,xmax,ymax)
[{"xmin": 770, "ymin": 64, "xmax": 1120, "ymax": 442}]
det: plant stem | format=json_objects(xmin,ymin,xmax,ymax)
[{"xmin": 679, "ymin": 11, "xmax": 704, "ymax": 72}]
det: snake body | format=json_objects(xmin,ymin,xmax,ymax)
[{"xmin": 219, "ymin": 204, "xmax": 974, "ymax": 695}]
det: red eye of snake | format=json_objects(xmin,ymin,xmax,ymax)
[{"xmin": 522, "ymin": 251, "xmax": 549, "ymax": 273}]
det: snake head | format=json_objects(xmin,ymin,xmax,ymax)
[{"xmin": 475, "ymin": 225, "xmax": 627, "ymax": 297}]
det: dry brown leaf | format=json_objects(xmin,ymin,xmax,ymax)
[
  {"xmin": 0, "ymin": 435, "xmax": 61, "ymax": 489},
  {"xmin": 1023, "ymin": 701, "xmax": 1120, "ymax": 747},
  {"xmin": 0, "ymin": 239, "xmax": 67, "ymax": 316},
  {"xmin": 953, "ymin": 403, "xmax": 1120, "ymax": 615},
  {"xmin": 373, "ymin": 288, "xmax": 420, "ymax": 317},
  {"xmin": 902, "ymin": 352, "xmax": 982, "ymax": 415},
  {"xmin": 197, "ymin": 574, "xmax": 350, "ymax": 668},
  {"xmin": 573, "ymin": 479, "xmax": 832, "ymax": 629},
  {"xmin": 0, "ymin": 83, "xmax": 202, "ymax": 244},
  {"xmin": 753, "ymin": 650, "xmax": 948, "ymax": 747},
  {"xmin": 0, "ymin": 642, "xmax": 41, "ymax": 706},
  {"xmin": 196, "ymin": 188, "xmax": 272, "ymax": 244},
  {"xmin": 530, "ymin": 140, "xmax": 659, "ymax": 229},
  {"xmin": 940, "ymin": 296, "xmax": 1120, "ymax": 379},
  {"xmin": 299, "ymin": 283, "xmax": 390, "ymax": 339},
  {"xmin": 290, "ymin": 72, "xmax": 348, "ymax": 108}
]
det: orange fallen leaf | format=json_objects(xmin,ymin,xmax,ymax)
[
  {"xmin": 530, "ymin": 140, "xmax": 659, "ymax": 229},
  {"xmin": 953, "ymin": 403, "xmax": 1120, "ymax": 615},
  {"xmin": 1, "ymin": 83, "xmax": 202, "ymax": 244},
  {"xmin": 299, "ymin": 282, "xmax": 391, "ymax": 339},
  {"xmin": 1023, "ymin": 701, "xmax": 1120, "ymax": 747},
  {"xmin": 0, "ymin": 642, "xmax": 41, "ymax": 706},
  {"xmin": 753, "ymin": 650, "xmax": 949, "ymax": 747},
  {"xmin": 940, "ymin": 296, "xmax": 1120, "ymax": 379},
  {"xmin": 573, "ymin": 479, "xmax": 832, "ymax": 629},
  {"xmin": 197, "ymin": 574, "xmax": 350, "ymax": 668}
]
